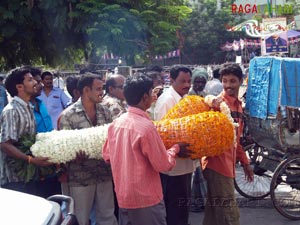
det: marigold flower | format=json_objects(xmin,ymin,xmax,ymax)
[
  {"xmin": 163, "ymin": 95, "xmax": 210, "ymax": 120},
  {"xmin": 154, "ymin": 111, "xmax": 235, "ymax": 159},
  {"xmin": 155, "ymin": 94, "xmax": 237, "ymax": 158}
]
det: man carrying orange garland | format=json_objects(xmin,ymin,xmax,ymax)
[
  {"xmin": 102, "ymin": 74, "xmax": 190, "ymax": 225},
  {"xmin": 154, "ymin": 65, "xmax": 197, "ymax": 225},
  {"xmin": 202, "ymin": 63, "xmax": 254, "ymax": 225}
]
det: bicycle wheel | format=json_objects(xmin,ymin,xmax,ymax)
[
  {"xmin": 234, "ymin": 144, "xmax": 272, "ymax": 199},
  {"xmin": 270, "ymin": 155, "xmax": 300, "ymax": 220}
]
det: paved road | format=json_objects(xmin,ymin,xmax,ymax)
[{"xmin": 189, "ymin": 197, "xmax": 300, "ymax": 225}]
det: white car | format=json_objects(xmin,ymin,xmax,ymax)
[{"xmin": 0, "ymin": 188, "xmax": 78, "ymax": 225}]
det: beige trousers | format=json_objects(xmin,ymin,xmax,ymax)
[{"xmin": 62, "ymin": 180, "xmax": 118, "ymax": 225}]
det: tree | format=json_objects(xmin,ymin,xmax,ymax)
[
  {"xmin": 72, "ymin": 0, "xmax": 191, "ymax": 65},
  {"xmin": 0, "ymin": 0, "xmax": 86, "ymax": 70},
  {"xmin": 181, "ymin": 0, "xmax": 245, "ymax": 64},
  {"xmin": 0, "ymin": 0, "xmax": 192, "ymax": 70}
]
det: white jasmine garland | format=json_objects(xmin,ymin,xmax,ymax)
[
  {"xmin": 219, "ymin": 102, "xmax": 238, "ymax": 146},
  {"xmin": 30, "ymin": 124, "xmax": 109, "ymax": 163},
  {"xmin": 204, "ymin": 95, "xmax": 215, "ymax": 107},
  {"xmin": 219, "ymin": 102, "xmax": 239, "ymax": 128}
]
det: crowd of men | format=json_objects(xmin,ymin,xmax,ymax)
[{"xmin": 0, "ymin": 63, "xmax": 253, "ymax": 225}]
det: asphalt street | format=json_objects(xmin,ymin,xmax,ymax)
[{"xmin": 188, "ymin": 197, "xmax": 300, "ymax": 225}]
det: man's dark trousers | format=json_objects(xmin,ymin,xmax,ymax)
[{"xmin": 160, "ymin": 173, "xmax": 192, "ymax": 225}]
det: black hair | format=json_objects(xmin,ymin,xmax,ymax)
[
  {"xmin": 66, "ymin": 76, "xmax": 80, "ymax": 98},
  {"xmin": 77, "ymin": 73, "xmax": 102, "ymax": 94},
  {"xmin": 53, "ymin": 71, "xmax": 60, "ymax": 78},
  {"xmin": 90, "ymin": 70, "xmax": 103, "ymax": 78},
  {"xmin": 124, "ymin": 73, "xmax": 153, "ymax": 106},
  {"xmin": 146, "ymin": 71, "xmax": 161, "ymax": 82},
  {"xmin": 41, "ymin": 71, "xmax": 53, "ymax": 80},
  {"xmin": 212, "ymin": 66, "xmax": 221, "ymax": 79},
  {"xmin": 5, "ymin": 67, "xmax": 31, "ymax": 97},
  {"xmin": 219, "ymin": 63, "xmax": 243, "ymax": 80},
  {"xmin": 150, "ymin": 65, "xmax": 163, "ymax": 73},
  {"xmin": 105, "ymin": 76, "xmax": 117, "ymax": 94},
  {"xmin": 170, "ymin": 65, "xmax": 192, "ymax": 80},
  {"xmin": 30, "ymin": 67, "xmax": 42, "ymax": 77}
]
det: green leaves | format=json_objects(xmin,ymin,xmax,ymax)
[
  {"xmin": 7, "ymin": 134, "xmax": 57, "ymax": 183},
  {"xmin": 182, "ymin": 0, "xmax": 246, "ymax": 64},
  {"xmin": 0, "ymin": 0, "xmax": 192, "ymax": 69}
]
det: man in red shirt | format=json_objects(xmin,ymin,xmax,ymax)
[
  {"xmin": 202, "ymin": 63, "xmax": 254, "ymax": 225},
  {"xmin": 102, "ymin": 74, "xmax": 189, "ymax": 225}
]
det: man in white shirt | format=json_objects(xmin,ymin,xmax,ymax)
[
  {"xmin": 53, "ymin": 72, "xmax": 65, "ymax": 90},
  {"xmin": 154, "ymin": 65, "xmax": 198, "ymax": 225}
]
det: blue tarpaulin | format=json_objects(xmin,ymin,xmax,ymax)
[
  {"xmin": 280, "ymin": 60, "xmax": 300, "ymax": 107},
  {"xmin": 246, "ymin": 57, "xmax": 300, "ymax": 119}
]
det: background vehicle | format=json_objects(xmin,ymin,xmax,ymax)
[
  {"xmin": 0, "ymin": 188, "xmax": 78, "ymax": 225},
  {"xmin": 234, "ymin": 57, "xmax": 300, "ymax": 220}
]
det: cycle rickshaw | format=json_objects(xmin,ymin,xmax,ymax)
[{"xmin": 234, "ymin": 57, "xmax": 300, "ymax": 220}]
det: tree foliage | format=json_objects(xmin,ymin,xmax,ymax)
[
  {"xmin": 0, "ymin": 0, "xmax": 191, "ymax": 70},
  {"xmin": 181, "ymin": 0, "xmax": 246, "ymax": 65},
  {"xmin": 0, "ymin": 0, "xmax": 86, "ymax": 70}
]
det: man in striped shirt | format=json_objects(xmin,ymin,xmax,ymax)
[
  {"xmin": 102, "ymin": 74, "xmax": 190, "ymax": 225},
  {"xmin": 0, "ymin": 67, "xmax": 52, "ymax": 194}
]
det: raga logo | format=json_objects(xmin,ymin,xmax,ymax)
[{"xmin": 231, "ymin": 4, "xmax": 293, "ymax": 15}]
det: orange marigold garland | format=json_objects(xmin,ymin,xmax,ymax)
[
  {"xmin": 154, "ymin": 95, "xmax": 237, "ymax": 159},
  {"xmin": 154, "ymin": 111, "xmax": 234, "ymax": 159},
  {"xmin": 162, "ymin": 95, "xmax": 210, "ymax": 120}
]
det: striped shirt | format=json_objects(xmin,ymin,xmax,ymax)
[
  {"xmin": 0, "ymin": 96, "xmax": 36, "ymax": 184},
  {"xmin": 102, "ymin": 106, "xmax": 179, "ymax": 209}
]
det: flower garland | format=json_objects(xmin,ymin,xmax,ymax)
[
  {"xmin": 29, "ymin": 95, "xmax": 239, "ymax": 162},
  {"xmin": 7, "ymin": 134, "xmax": 57, "ymax": 183},
  {"xmin": 31, "ymin": 124, "xmax": 109, "ymax": 163},
  {"xmin": 205, "ymin": 95, "xmax": 239, "ymax": 146}
]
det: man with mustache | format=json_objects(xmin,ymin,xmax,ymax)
[
  {"xmin": 102, "ymin": 74, "xmax": 127, "ymax": 120},
  {"xmin": 0, "ymin": 67, "xmax": 52, "ymax": 195},
  {"xmin": 29, "ymin": 67, "xmax": 53, "ymax": 133},
  {"xmin": 58, "ymin": 73, "xmax": 117, "ymax": 225},
  {"xmin": 38, "ymin": 71, "xmax": 70, "ymax": 129},
  {"xmin": 154, "ymin": 65, "xmax": 197, "ymax": 225},
  {"xmin": 202, "ymin": 63, "xmax": 254, "ymax": 225},
  {"xmin": 29, "ymin": 67, "xmax": 61, "ymax": 198}
]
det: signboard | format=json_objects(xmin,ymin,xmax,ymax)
[{"xmin": 261, "ymin": 18, "xmax": 288, "ymax": 55}]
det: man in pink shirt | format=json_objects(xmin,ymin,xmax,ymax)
[{"xmin": 102, "ymin": 74, "xmax": 189, "ymax": 225}]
